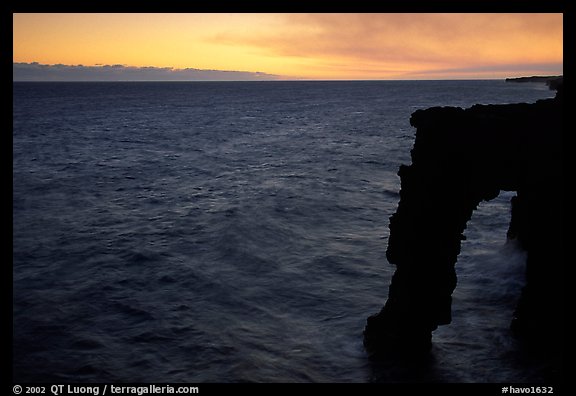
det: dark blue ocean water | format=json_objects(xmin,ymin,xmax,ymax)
[{"xmin": 13, "ymin": 81, "xmax": 556, "ymax": 382}]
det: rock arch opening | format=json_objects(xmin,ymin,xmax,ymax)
[{"xmin": 364, "ymin": 86, "xmax": 563, "ymax": 356}]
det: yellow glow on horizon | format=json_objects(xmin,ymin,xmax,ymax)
[
  {"xmin": 13, "ymin": 14, "xmax": 280, "ymax": 70},
  {"xmin": 13, "ymin": 13, "xmax": 563, "ymax": 80}
]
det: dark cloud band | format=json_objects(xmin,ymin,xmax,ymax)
[{"xmin": 13, "ymin": 62, "xmax": 281, "ymax": 81}]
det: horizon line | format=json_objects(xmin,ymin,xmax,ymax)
[
  {"xmin": 12, "ymin": 77, "xmax": 562, "ymax": 83},
  {"xmin": 13, "ymin": 62, "xmax": 563, "ymax": 83}
]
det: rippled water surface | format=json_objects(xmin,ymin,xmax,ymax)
[{"xmin": 13, "ymin": 81, "xmax": 556, "ymax": 382}]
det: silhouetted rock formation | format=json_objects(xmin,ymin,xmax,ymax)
[
  {"xmin": 364, "ymin": 83, "xmax": 563, "ymax": 356},
  {"xmin": 506, "ymin": 75, "xmax": 563, "ymax": 91}
]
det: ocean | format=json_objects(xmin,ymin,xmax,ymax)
[{"xmin": 12, "ymin": 80, "xmax": 557, "ymax": 382}]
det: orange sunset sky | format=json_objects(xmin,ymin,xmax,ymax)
[{"xmin": 13, "ymin": 13, "xmax": 563, "ymax": 80}]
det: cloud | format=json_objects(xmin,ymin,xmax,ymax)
[
  {"xmin": 401, "ymin": 62, "xmax": 564, "ymax": 79},
  {"xmin": 259, "ymin": 14, "xmax": 560, "ymax": 61},
  {"xmin": 211, "ymin": 13, "xmax": 563, "ymax": 78},
  {"xmin": 12, "ymin": 62, "xmax": 281, "ymax": 81}
]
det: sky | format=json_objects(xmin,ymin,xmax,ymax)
[{"xmin": 12, "ymin": 13, "xmax": 563, "ymax": 81}]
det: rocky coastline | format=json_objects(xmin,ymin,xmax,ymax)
[{"xmin": 364, "ymin": 78, "xmax": 563, "ymax": 362}]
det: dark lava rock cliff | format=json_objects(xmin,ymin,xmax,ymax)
[{"xmin": 364, "ymin": 82, "xmax": 563, "ymax": 358}]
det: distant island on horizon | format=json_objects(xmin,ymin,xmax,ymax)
[{"xmin": 506, "ymin": 75, "xmax": 563, "ymax": 90}]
